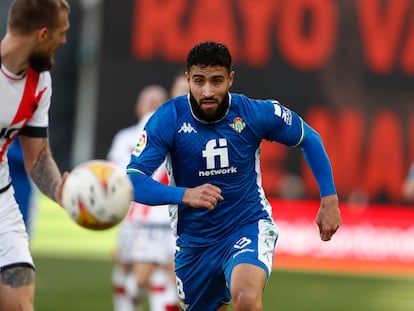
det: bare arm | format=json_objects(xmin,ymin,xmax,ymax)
[
  {"xmin": 316, "ymin": 194, "xmax": 341, "ymax": 241},
  {"xmin": 19, "ymin": 136, "xmax": 62, "ymax": 204}
]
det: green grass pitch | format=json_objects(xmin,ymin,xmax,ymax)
[{"xmin": 31, "ymin": 196, "xmax": 414, "ymax": 310}]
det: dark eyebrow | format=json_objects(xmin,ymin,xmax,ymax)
[{"xmin": 193, "ymin": 74, "xmax": 225, "ymax": 79}]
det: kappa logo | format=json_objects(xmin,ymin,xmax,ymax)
[{"xmin": 178, "ymin": 122, "xmax": 197, "ymax": 133}]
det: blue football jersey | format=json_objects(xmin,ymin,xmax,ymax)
[{"xmin": 128, "ymin": 93, "xmax": 304, "ymax": 247}]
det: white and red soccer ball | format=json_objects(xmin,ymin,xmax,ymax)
[{"xmin": 61, "ymin": 160, "xmax": 133, "ymax": 230}]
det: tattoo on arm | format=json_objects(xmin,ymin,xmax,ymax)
[
  {"xmin": 30, "ymin": 147, "xmax": 62, "ymax": 202},
  {"xmin": 1, "ymin": 267, "xmax": 35, "ymax": 288}
]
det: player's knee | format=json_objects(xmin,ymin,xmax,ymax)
[{"xmin": 231, "ymin": 290, "xmax": 262, "ymax": 311}]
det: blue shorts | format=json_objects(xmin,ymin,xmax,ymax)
[{"xmin": 175, "ymin": 219, "xmax": 278, "ymax": 311}]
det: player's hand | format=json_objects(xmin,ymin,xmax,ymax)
[
  {"xmin": 55, "ymin": 171, "xmax": 69, "ymax": 208},
  {"xmin": 182, "ymin": 183, "xmax": 223, "ymax": 210},
  {"xmin": 316, "ymin": 194, "xmax": 341, "ymax": 241}
]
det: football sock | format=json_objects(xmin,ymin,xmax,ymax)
[
  {"xmin": 112, "ymin": 266, "xmax": 136, "ymax": 311},
  {"xmin": 148, "ymin": 269, "xmax": 180, "ymax": 311}
]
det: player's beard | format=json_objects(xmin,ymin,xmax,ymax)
[
  {"xmin": 189, "ymin": 92, "xmax": 229, "ymax": 123},
  {"xmin": 29, "ymin": 52, "xmax": 54, "ymax": 73}
]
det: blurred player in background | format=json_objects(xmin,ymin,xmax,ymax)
[
  {"xmin": 127, "ymin": 41, "xmax": 341, "ymax": 311},
  {"xmin": 109, "ymin": 75, "xmax": 188, "ymax": 311},
  {"xmin": 107, "ymin": 85, "xmax": 168, "ymax": 168},
  {"xmin": 402, "ymin": 161, "xmax": 414, "ymax": 202},
  {"xmin": 0, "ymin": 0, "xmax": 70, "ymax": 310}
]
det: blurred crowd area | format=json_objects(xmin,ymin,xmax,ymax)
[{"xmin": 1, "ymin": 0, "xmax": 414, "ymax": 206}]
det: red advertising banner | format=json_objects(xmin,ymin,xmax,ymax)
[
  {"xmin": 271, "ymin": 199, "xmax": 414, "ymax": 275},
  {"xmin": 99, "ymin": 0, "xmax": 414, "ymax": 204}
]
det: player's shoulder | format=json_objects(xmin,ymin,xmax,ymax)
[
  {"xmin": 38, "ymin": 70, "xmax": 51, "ymax": 81},
  {"xmin": 37, "ymin": 71, "xmax": 52, "ymax": 89},
  {"xmin": 154, "ymin": 94, "xmax": 189, "ymax": 117},
  {"xmin": 231, "ymin": 92, "xmax": 279, "ymax": 105},
  {"xmin": 230, "ymin": 93, "xmax": 280, "ymax": 114}
]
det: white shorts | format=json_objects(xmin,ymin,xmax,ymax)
[
  {"xmin": 0, "ymin": 186, "xmax": 34, "ymax": 271},
  {"xmin": 116, "ymin": 218, "xmax": 176, "ymax": 265}
]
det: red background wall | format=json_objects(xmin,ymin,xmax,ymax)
[{"xmin": 97, "ymin": 0, "xmax": 414, "ymax": 204}]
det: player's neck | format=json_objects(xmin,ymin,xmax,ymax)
[{"xmin": 0, "ymin": 35, "xmax": 31, "ymax": 75}]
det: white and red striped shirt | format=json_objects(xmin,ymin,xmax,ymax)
[{"xmin": 0, "ymin": 64, "xmax": 51, "ymax": 189}]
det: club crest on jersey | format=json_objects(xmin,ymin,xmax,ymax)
[
  {"xmin": 132, "ymin": 130, "xmax": 147, "ymax": 156},
  {"xmin": 229, "ymin": 117, "xmax": 246, "ymax": 133}
]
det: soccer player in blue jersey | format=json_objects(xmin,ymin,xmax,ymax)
[{"xmin": 127, "ymin": 41, "xmax": 342, "ymax": 311}]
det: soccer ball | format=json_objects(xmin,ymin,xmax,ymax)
[{"xmin": 62, "ymin": 160, "xmax": 133, "ymax": 230}]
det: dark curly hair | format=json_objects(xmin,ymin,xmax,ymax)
[{"xmin": 186, "ymin": 41, "xmax": 232, "ymax": 72}]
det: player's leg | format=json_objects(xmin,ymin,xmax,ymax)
[
  {"xmin": 132, "ymin": 222, "xmax": 173, "ymax": 306},
  {"xmin": 216, "ymin": 304, "xmax": 229, "ymax": 311},
  {"xmin": 148, "ymin": 227, "xmax": 179, "ymax": 311},
  {"xmin": 112, "ymin": 262, "xmax": 135, "ymax": 311},
  {"xmin": 0, "ymin": 188, "xmax": 35, "ymax": 311},
  {"xmin": 112, "ymin": 221, "xmax": 137, "ymax": 311},
  {"xmin": 130, "ymin": 261, "xmax": 158, "ymax": 303},
  {"xmin": 224, "ymin": 218, "xmax": 278, "ymax": 311},
  {"xmin": 230, "ymin": 264, "xmax": 266, "ymax": 311},
  {"xmin": 148, "ymin": 265, "xmax": 180, "ymax": 311},
  {"xmin": 0, "ymin": 265, "xmax": 35, "ymax": 311},
  {"xmin": 175, "ymin": 245, "xmax": 232, "ymax": 311}
]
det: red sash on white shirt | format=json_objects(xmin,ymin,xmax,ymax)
[{"xmin": 0, "ymin": 67, "xmax": 45, "ymax": 162}]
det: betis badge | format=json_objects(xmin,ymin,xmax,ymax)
[{"xmin": 230, "ymin": 117, "xmax": 246, "ymax": 133}]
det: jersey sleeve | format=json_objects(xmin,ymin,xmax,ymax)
[
  {"xmin": 127, "ymin": 103, "xmax": 174, "ymax": 176},
  {"xmin": 248, "ymin": 98, "xmax": 304, "ymax": 146},
  {"xmin": 300, "ymin": 122, "xmax": 337, "ymax": 196},
  {"xmin": 127, "ymin": 101, "xmax": 186, "ymax": 205},
  {"xmin": 245, "ymin": 96, "xmax": 336, "ymax": 197},
  {"xmin": 26, "ymin": 71, "xmax": 51, "ymax": 128}
]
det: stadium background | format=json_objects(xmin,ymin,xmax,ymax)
[
  {"xmin": 1, "ymin": 0, "xmax": 414, "ymax": 309},
  {"xmin": 1, "ymin": 0, "xmax": 413, "ymax": 205},
  {"xmin": 96, "ymin": 0, "xmax": 414, "ymax": 205}
]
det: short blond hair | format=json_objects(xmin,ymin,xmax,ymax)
[{"xmin": 8, "ymin": 0, "xmax": 70, "ymax": 35}]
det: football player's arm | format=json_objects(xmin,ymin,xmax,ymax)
[
  {"xmin": 299, "ymin": 122, "xmax": 342, "ymax": 241},
  {"xmin": 127, "ymin": 170, "xmax": 185, "ymax": 205},
  {"xmin": 19, "ymin": 133, "xmax": 63, "ymax": 203},
  {"xmin": 127, "ymin": 171, "xmax": 223, "ymax": 210}
]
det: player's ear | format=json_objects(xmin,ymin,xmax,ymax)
[
  {"xmin": 36, "ymin": 28, "xmax": 49, "ymax": 42},
  {"xmin": 228, "ymin": 70, "xmax": 235, "ymax": 88}
]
